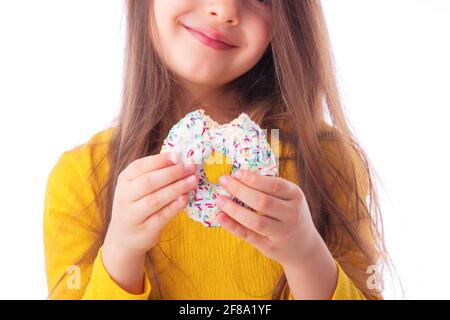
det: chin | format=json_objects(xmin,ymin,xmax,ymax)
[{"xmin": 178, "ymin": 69, "xmax": 230, "ymax": 87}]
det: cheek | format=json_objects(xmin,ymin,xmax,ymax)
[
  {"xmin": 242, "ymin": 4, "xmax": 273, "ymax": 48},
  {"xmin": 152, "ymin": 0, "xmax": 189, "ymax": 49},
  {"xmin": 153, "ymin": 0, "xmax": 190, "ymax": 19},
  {"xmin": 232, "ymin": 18, "xmax": 272, "ymax": 73},
  {"xmin": 247, "ymin": 19, "xmax": 271, "ymax": 55}
]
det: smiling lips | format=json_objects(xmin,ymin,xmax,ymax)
[{"xmin": 183, "ymin": 24, "xmax": 238, "ymax": 51}]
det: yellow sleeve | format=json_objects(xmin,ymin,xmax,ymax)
[
  {"xmin": 286, "ymin": 260, "xmax": 366, "ymax": 300},
  {"xmin": 329, "ymin": 260, "xmax": 367, "ymax": 300},
  {"xmin": 82, "ymin": 247, "xmax": 151, "ymax": 300},
  {"xmin": 43, "ymin": 150, "xmax": 151, "ymax": 300}
]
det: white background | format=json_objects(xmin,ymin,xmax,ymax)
[{"xmin": 0, "ymin": 0, "xmax": 448, "ymax": 299}]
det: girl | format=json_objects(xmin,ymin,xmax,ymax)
[{"xmin": 44, "ymin": 0, "xmax": 387, "ymax": 300}]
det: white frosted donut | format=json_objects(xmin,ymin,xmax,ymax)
[{"xmin": 160, "ymin": 109, "xmax": 278, "ymax": 227}]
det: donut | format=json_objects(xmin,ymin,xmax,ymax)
[{"xmin": 160, "ymin": 109, "xmax": 278, "ymax": 228}]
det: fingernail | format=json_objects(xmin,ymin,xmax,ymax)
[
  {"xmin": 232, "ymin": 170, "xmax": 244, "ymax": 180},
  {"xmin": 217, "ymin": 211, "xmax": 226, "ymax": 222},
  {"xmin": 169, "ymin": 152, "xmax": 179, "ymax": 164},
  {"xmin": 186, "ymin": 175, "xmax": 197, "ymax": 185},
  {"xmin": 219, "ymin": 175, "xmax": 230, "ymax": 186},
  {"xmin": 177, "ymin": 195, "xmax": 185, "ymax": 205},
  {"xmin": 184, "ymin": 163, "xmax": 196, "ymax": 173},
  {"xmin": 216, "ymin": 197, "xmax": 226, "ymax": 207}
]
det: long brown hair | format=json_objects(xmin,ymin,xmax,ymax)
[{"xmin": 52, "ymin": 0, "xmax": 390, "ymax": 299}]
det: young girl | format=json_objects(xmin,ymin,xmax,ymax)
[{"xmin": 44, "ymin": 0, "xmax": 387, "ymax": 300}]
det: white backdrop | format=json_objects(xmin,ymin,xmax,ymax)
[{"xmin": 0, "ymin": 0, "xmax": 448, "ymax": 299}]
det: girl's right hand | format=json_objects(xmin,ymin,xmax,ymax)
[
  {"xmin": 106, "ymin": 151, "xmax": 197, "ymax": 255},
  {"xmin": 101, "ymin": 152, "xmax": 198, "ymax": 293}
]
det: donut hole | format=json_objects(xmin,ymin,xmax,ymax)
[{"xmin": 203, "ymin": 151, "xmax": 233, "ymax": 184}]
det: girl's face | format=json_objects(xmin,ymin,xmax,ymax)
[{"xmin": 151, "ymin": 0, "xmax": 273, "ymax": 88}]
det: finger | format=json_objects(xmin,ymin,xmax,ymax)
[
  {"xmin": 231, "ymin": 169, "xmax": 299, "ymax": 200},
  {"xmin": 215, "ymin": 195, "xmax": 284, "ymax": 237},
  {"xmin": 128, "ymin": 162, "xmax": 197, "ymax": 202},
  {"xmin": 131, "ymin": 174, "xmax": 197, "ymax": 222},
  {"xmin": 144, "ymin": 194, "xmax": 187, "ymax": 231},
  {"xmin": 217, "ymin": 211, "xmax": 272, "ymax": 252},
  {"xmin": 218, "ymin": 175, "xmax": 291, "ymax": 221},
  {"xmin": 121, "ymin": 151, "xmax": 180, "ymax": 181}
]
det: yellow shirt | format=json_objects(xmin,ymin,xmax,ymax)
[{"xmin": 43, "ymin": 127, "xmax": 372, "ymax": 300}]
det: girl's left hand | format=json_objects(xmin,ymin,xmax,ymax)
[{"xmin": 216, "ymin": 169, "xmax": 320, "ymax": 268}]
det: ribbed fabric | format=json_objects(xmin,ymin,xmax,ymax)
[
  {"xmin": 43, "ymin": 127, "xmax": 374, "ymax": 300},
  {"xmin": 203, "ymin": 151, "xmax": 233, "ymax": 184}
]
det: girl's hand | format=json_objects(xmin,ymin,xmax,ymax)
[
  {"xmin": 216, "ymin": 169, "xmax": 320, "ymax": 268},
  {"xmin": 105, "ymin": 151, "xmax": 198, "ymax": 256},
  {"xmin": 102, "ymin": 152, "xmax": 198, "ymax": 293}
]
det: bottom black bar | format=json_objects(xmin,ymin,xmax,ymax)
[{"xmin": 0, "ymin": 300, "xmax": 445, "ymax": 319}]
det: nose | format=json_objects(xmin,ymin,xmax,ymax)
[{"xmin": 206, "ymin": 0, "xmax": 240, "ymax": 26}]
